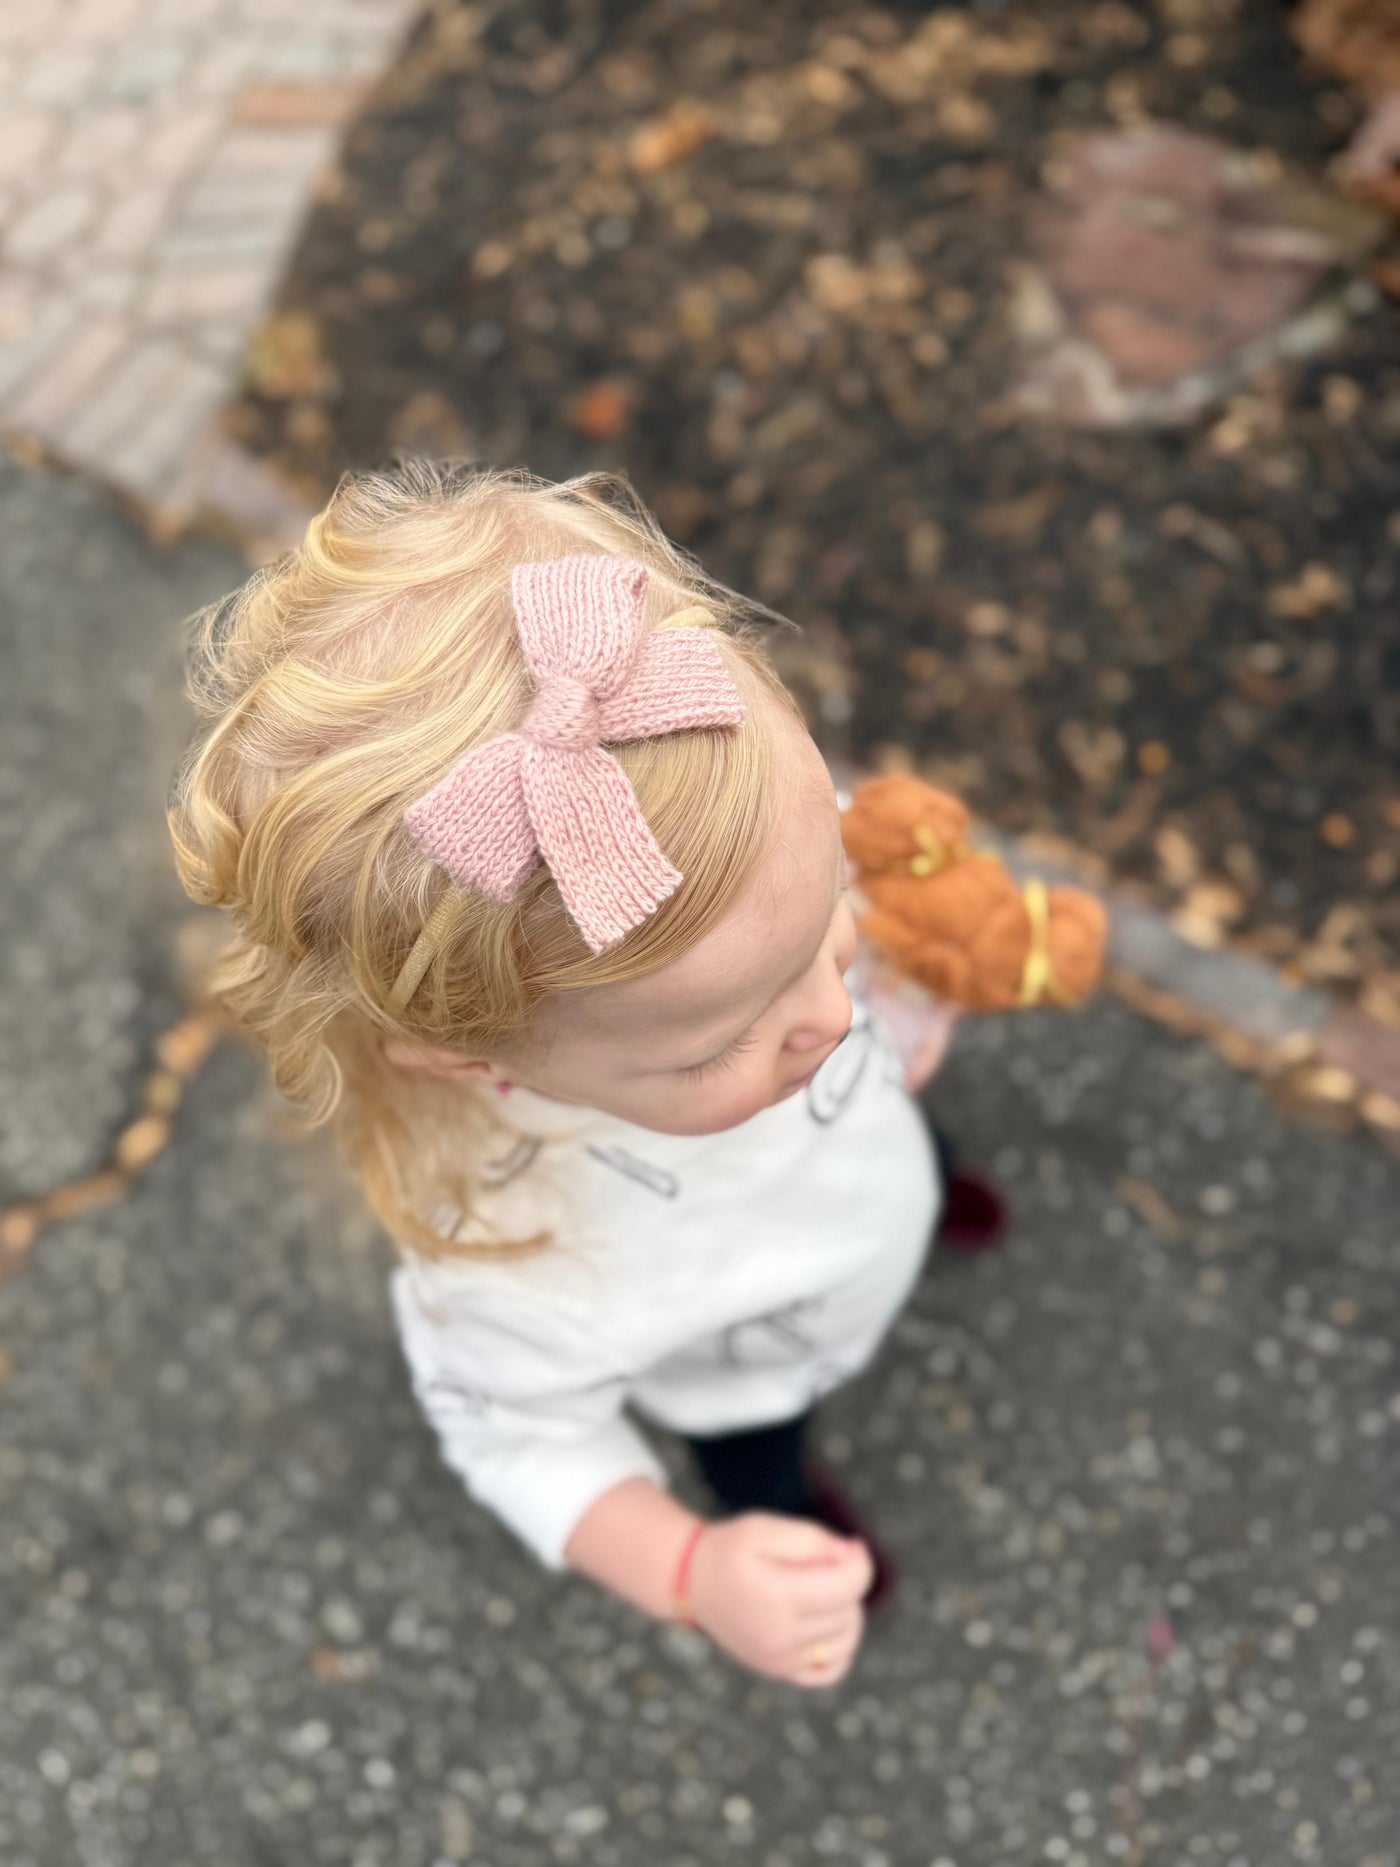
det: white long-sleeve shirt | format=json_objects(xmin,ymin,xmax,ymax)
[{"xmin": 391, "ymin": 994, "xmax": 940, "ymax": 1567}]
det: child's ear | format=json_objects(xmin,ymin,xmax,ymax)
[{"xmin": 383, "ymin": 1039, "xmax": 502, "ymax": 1084}]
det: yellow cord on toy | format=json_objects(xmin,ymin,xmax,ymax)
[
  {"xmin": 905, "ymin": 823, "xmax": 970, "ymax": 878},
  {"xmin": 1017, "ymin": 876, "xmax": 1072, "ymax": 1008}
]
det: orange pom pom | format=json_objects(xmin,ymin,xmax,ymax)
[{"xmin": 842, "ymin": 776, "xmax": 1106, "ymax": 1012}]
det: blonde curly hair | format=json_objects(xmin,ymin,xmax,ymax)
[{"xmin": 169, "ymin": 463, "xmax": 791, "ymax": 1258}]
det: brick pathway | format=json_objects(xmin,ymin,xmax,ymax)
[{"xmin": 0, "ymin": 0, "xmax": 416, "ymax": 535}]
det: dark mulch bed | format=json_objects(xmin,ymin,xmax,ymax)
[{"xmin": 228, "ymin": 0, "xmax": 1400, "ymax": 1007}]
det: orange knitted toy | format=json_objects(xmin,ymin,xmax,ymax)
[{"xmin": 842, "ymin": 775, "xmax": 1107, "ymax": 1013}]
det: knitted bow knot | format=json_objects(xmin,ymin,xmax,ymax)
[
  {"xmin": 402, "ymin": 555, "xmax": 746, "ymax": 953},
  {"xmin": 524, "ymin": 671, "xmax": 601, "ymax": 750}
]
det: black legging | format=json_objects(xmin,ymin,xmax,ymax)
[{"xmin": 684, "ymin": 1413, "xmax": 814, "ymax": 1517}]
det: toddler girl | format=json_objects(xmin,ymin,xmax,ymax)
[{"xmin": 170, "ymin": 463, "xmax": 943, "ymax": 1688}]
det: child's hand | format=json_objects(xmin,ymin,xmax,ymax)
[
  {"xmin": 864, "ymin": 980, "xmax": 960, "ymax": 1092},
  {"xmin": 853, "ymin": 943, "xmax": 960, "ymax": 1093},
  {"xmin": 900, "ymin": 1007, "xmax": 959, "ymax": 1092},
  {"xmin": 687, "ymin": 1514, "xmax": 873, "ymax": 1687}
]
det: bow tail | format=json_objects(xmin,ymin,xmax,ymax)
[
  {"xmin": 598, "ymin": 626, "xmax": 747, "ymax": 739},
  {"xmin": 523, "ymin": 743, "xmax": 682, "ymax": 952},
  {"xmin": 403, "ymin": 734, "xmax": 539, "ymax": 901}
]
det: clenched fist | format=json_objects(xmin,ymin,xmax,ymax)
[{"xmin": 686, "ymin": 1512, "xmax": 873, "ymax": 1686}]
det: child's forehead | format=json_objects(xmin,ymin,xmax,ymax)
[{"xmin": 563, "ymin": 765, "xmax": 841, "ymax": 1046}]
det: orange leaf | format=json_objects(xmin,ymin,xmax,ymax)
[
  {"xmin": 570, "ymin": 378, "xmax": 631, "ymax": 439},
  {"xmin": 628, "ymin": 102, "xmax": 717, "ymax": 174}
]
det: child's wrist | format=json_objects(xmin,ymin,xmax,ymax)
[{"xmin": 671, "ymin": 1520, "xmax": 709, "ymax": 1626}]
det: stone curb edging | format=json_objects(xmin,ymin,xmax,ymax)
[{"xmin": 994, "ymin": 838, "xmax": 1400, "ymax": 1135}]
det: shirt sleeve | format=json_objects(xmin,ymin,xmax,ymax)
[{"xmin": 390, "ymin": 1262, "xmax": 666, "ymax": 1569}]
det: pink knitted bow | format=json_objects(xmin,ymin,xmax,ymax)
[{"xmin": 402, "ymin": 555, "xmax": 746, "ymax": 952}]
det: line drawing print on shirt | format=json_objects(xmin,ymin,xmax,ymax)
[
  {"xmin": 718, "ymin": 1295, "xmax": 829, "ymax": 1369},
  {"xmin": 420, "ymin": 1374, "xmax": 491, "ymax": 1418},
  {"xmin": 806, "ymin": 999, "xmax": 874, "ymax": 1125},
  {"xmin": 585, "ymin": 1144, "xmax": 681, "ymax": 1199},
  {"xmin": 481, "ymin": 1135, "xmax": 545, "ymax": 1187},
  {"xmin": 421, "ymin": 1367, "xmax": 631, "ymax": 1422}
]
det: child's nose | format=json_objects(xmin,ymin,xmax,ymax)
[{"xmin": 785, "ymin": 968, "xmax": 853, "ymax": 1056}]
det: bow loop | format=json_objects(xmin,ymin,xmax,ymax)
[
  {"xmin": 511, "ymin": 555, "xmax": 649, "ymax": 697},
  {"xmin": 401, "ymin": 556, "xmax": 746, "ymax": 953}
]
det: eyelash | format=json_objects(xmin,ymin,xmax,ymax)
[{"xmin": 680, "ymin": 1029, "xmax": 759, "ymax": 1082}]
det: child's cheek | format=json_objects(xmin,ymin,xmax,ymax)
[
  {"xmin": 702, "ymin": 1073, "xmax": 777, "ymax": 1132},
  {"xmin": 661, "ymin": 1076, "xmax": 752, "ymax": 1137}
]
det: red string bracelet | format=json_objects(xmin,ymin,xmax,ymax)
[{"xmin": 672, "ymin": 1522, "xmax": 707, "ymax": 1626}]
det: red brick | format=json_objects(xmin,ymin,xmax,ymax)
[
  {"xmin": 1045, "ymin": 210, "xmax": 1220, "ymax": 319},
  {"xmin": 9, "ymin": 316, "xmax": 132, "ymax": 434},
  {"xmin": 105, "ymin": 349, "xmax": 225, "ymax": 493},
  {"xmin": 209, "ymin": 126, "xmax": 332, "ymax": 177},
  {"xmin": 59, "ymin": 339, "xmax": 188, "ymax": 459},
  {"xmin": 231, "ymin": 80, "xmax": 369, "ymax": 130},
  {"xmin": 141, "ymin": 102, "xmax": 225, "ymax": 184},
  {"xmin": 1062, "ymin": 126, "xmax": 1231, "ymax": 214},
  {"xmin": 1080, "ymin": 301, "xmax": 1216, "ymax": 386},
  {"xmin": 1205, "ymin": 256, "xmax": 1317, "ymax": 349},
  {"xmin": 57, "ymin": 108, "xmax": 143, "ymax": 178},
  {"xmin": 92, "ymin": 184, "xmax": 176, "ymax": 263},
  {"xmin": 0, "ymin": 109, "xmax": 60, "ymax": 182},
  {"xmin": 64, "ymin": 0, "xmax": 146, "ymax": 44},
  {"xmin": 144, "ymin": 263, "xmax": 268, "ymax": 325}
]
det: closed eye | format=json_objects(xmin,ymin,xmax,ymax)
[{"xmin": 678, "ymin": 1029, "xmax": 759, "ymax": 1082}]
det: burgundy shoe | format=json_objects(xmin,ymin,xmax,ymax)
[
  {"xmin": 802, "ymin": 1468, "xmax": 898, "ymax": 1612},
  {"xmin": 937, "ymin": 1167, "xmax": 1008, "ymax": 1253}
]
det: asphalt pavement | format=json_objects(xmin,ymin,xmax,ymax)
[{"xmin": 1, "ymin": 463, "xmax": 1396, "ymax": 1867}]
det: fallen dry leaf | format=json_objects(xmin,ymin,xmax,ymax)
[
  {"xmin": 1, "ymin": 1208, "xmax": 38, "ymax": 1254},
  {"xmin": 143, "ymin": 1071, "xmax": 183, "ymax": 1115},
  {"xmin": 1154, "ymin": 825, "xmax": 1200, "ymax": 888},
  {"xmin": 41, "ymin": 1171, "xmax": 128, "ymax": 1224},
  {"xmin": 628, "ymin": 101, "xmax": 717, "ymax": 174},
  {"xmin": 1179, "ymin": 878, "xmax": 1247, "ymax": 937},
  {"xmin": 1118, "ymin": 1175, "xmax": 1185, "ymax": 1238},
  {"xmin": 1266, "ymin": 561, "xmax": 1350, "ymax": 619},
  {"xmin": 156, "ymin": 1013, "xmax": 222, "ymax": 1079},
  {"xmin": 114, "ymin": 1115, "xmax": 172, "ymax": 1176},
  {"xmin": 1295, "ymin": 1063, "xmax": 1360, "ymax": 1103},
  {"xmin": 570, "ymin": 378, "xmax": 632, "ymax": 439},
  {"xmin": 1293, "ymin": 0, "xmax": 1400, "ymax": 89},
  {"xmin": 245, "ymin": 313, "xmax": 330, "ymax": 401}
]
